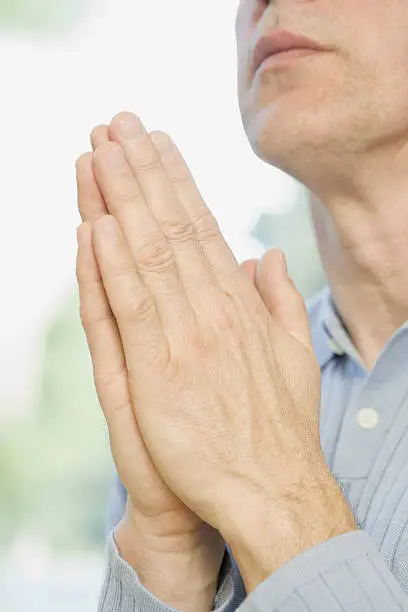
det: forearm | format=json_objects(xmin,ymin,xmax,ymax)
[{"xmin": 114, "ymin": 518, "xmax": 224, "ymax": 612}]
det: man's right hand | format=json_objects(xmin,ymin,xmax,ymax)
[
  {"xmin": 76, "ymin": 127, "xmax": 229, "ymax": 611},
  {"xmin": 76, "ymin": 123, "xmax": 285, "ymax": 611}
]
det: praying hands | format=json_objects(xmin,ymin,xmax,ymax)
[{"xmin": 75, "ymin": 112, "xmax": 356, "ymax": 605}]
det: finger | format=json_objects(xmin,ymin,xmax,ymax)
[
  {"xmin": 106, "ymin": 113, "xmax": 219, "ymax": 303},
  {"xmin": 92, "ymin": 214, "xmax": 176, "ymax": 374},
  {"xmin": 92, "ymin": 141, "xmax": 199, "ymax": 335},
  {"xmin": 77, "ymin": 221, "xmax": 176, "ymax": 506},
  {"xmin": 239, "ymin": 259, "xmax": 258, "ymax": 285},
  {"xmin": 149, "ymin": 130, "xmax": 241, "ymax": 284},
  {"xmin": 76, "ymin": 221, "xmax": 140, "ymax": 474},
  {"xmin": 148, "ymin": 129, "xmax": 264, "ymax": 313},
  {"xmin": 76, "ymin": 152, "xmax": 108, "ymax": 222},
  {"xmin": 256, "ymin": 249, "xmax": 313, "ymax": 349},
  {"xmin": 91, "ymin": 124, "xmax": 110, "ymax": 151}
]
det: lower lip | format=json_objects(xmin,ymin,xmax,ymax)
[{"xmin": 256, "ymin": 48, "xmax": 319, "ymax": 74}]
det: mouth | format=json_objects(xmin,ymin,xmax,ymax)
[
  {"xmin": 252, "ymin": 29, "xmax": 330, "ymax": 77},
  {"xmin": 254, "ymin": 47, "xmax": 321, "ymax": 75}
]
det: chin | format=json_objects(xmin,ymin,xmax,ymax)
[
  {"xmin": 238, "ymin": 56, "xmax": 368, "ymax": 180},
  {"xmin": 243, "ymin": 100, "xmax": 337, "ymax": 181}
]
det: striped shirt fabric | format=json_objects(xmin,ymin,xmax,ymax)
[{"xmin": 99, "ymin": 285, "xmax": 408, "ymax": 611}]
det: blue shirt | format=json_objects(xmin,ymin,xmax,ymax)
[{"xmin": 100, "ymin": 286, "xmax": 408, "ymax": 611}]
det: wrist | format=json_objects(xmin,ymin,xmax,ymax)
[
  {"xmin": 219, "ymin": 472, "xmax": 357, "ymax": 594},
  {"xmin": 114, "ymin": 517, "xmax": 225, "ymax": 612}
]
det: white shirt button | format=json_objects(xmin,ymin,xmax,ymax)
[
  {"xmin": 356, "ymin": 408, "xmax": 380, "ymax": 430},
  {"xmin": 327, "ymin": 339, "xmax": 345, "ymax": 355}
]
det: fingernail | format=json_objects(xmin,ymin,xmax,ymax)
[{"xmin": 116, "ymin": 113, "xmax": 146, "ymax": 142}]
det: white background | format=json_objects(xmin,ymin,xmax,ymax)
[{"xmin": 0, "ymin": 0, "xmax": 300, "ymax": 419}]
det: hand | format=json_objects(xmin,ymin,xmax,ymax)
[
  {"xmin": 76, "ymin": 141, "xmax": 224, "ymax": 585},
  {"xmin": 76, "ymin": 125, "xmax": 258, "ymax": 593},
  {"xmin": 77, "ymin": 122, "xmax": 271, "ymax": 544},
  {"xmin": 77, "ymin": 112, "xmax": 356, "ymax": 593}
]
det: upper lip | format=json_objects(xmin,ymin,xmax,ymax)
[{"xmin": 252, "ymin": 29, "xmax": 328, "ymax": 75}]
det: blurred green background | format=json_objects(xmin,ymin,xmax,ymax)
[{"xmin": 0, "ymin": 0, "xmax": 88, "ymax": 35}]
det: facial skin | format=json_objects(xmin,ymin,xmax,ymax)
[
  {"xmin": 236, "ymin": 0, "xmax": 408, "ymax": 197},
  {"xmin": 235, "ymin": 0, "xmax": 408, "ymax": 369}
]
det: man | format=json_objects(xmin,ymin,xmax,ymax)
[{"xmin": 75, "ymin": 1, "xmax": 408, "ymax": 611}]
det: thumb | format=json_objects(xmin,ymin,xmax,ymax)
[
  {"xmin": 256, "ymin": 249, "xmax": 312, "ymax": 350},
  {"xmin": 239, "ymin": 258, "xmax": 259, "ymax": 284}
]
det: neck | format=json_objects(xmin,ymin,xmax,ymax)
[{"xmin": 309, "ymin": 144, "xmax": 408, "ymax": 370}]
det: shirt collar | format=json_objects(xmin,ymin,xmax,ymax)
[
  {"xmin": 307, "ymin": 285, "xmax": 354, "ymax": 370},
  {"xmin": 307, "ymin": 286, "xmax": 334, "ymax": 369},
  {"xmin": 307, "ymin": 285, "xmax": 408, "ymax": 372}
]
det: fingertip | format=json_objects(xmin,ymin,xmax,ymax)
[
  {"xmin": 77, "ymin": 220, "xmax": 93, "ymax": 247},
  {"xmin": 257, "ymin": 248, "xmax": 312, "ymax": 348},
  {"xmin": 240, "ymin": 259, "xmax": 258, "ymax": 283},
  {"xmin": 259, "ymin": 248, "xmax": 288, "ymax": 284},
  {"xmin": 90, "ymin": 124, "xmax": 110, "ymax": 151},
  {"xmin": 76, "ymin": 151, "xmax": 93, "ymax": 178}
]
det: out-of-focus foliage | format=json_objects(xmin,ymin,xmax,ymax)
[
  {"xmin": 252, "ymin": 187, "xmax": 326, "ymax": 300},
  {"xmin": 0, "ymin": 0, "xmax": 90, "ymax": 34},
  {"xmin": 0, "ymin": 289, "xmax": 112, "ymax": 552}
]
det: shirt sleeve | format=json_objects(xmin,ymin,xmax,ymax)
[
  {"xmin": 106, "ymin": 473, "xmax": 128, "ymax": 534},
  {"xmin": 103, "ymin": 475, "xmax": 408, "ymax": 611},
  {"xmin": 98, "ymin": 532, "xmax": 246, "ymax": 612},
  {"xmin": 237, "ymin": 530, "xmax": 408, "ymax": 611}
]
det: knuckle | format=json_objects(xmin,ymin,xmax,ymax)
[
  {"xmin": 113, "ymin": 187, "xmax": 143, "ymax": 209},
  {"xmin": 211, "ymin": 297, "xmax": 245, "ymax": 345},
  {"xmin": 136, "ymin": 238, "xmax": 175, "ymax": 272},
  {"xmin": 194, "ymin": 210, "xmax": 221, "ymax": 243},
  {"xmin": 164, "ymin": 219, "xmax": 195, "ymax": 244},
  {"xmin": 132, "ymin": 143, "xmax": 161, "ymax": 173},
  {"xmin": 111, "ymin": 261, "xmax": 137, "ymax": 281},
  {"xmin": 214, "ymin": 306, "xmax": 240, "ymax": 335},
  {"xmin": 158, "ymin": 351, "xmax": 191, "ymax": 388},
  {"xmin": 167, "ymin": 168, "xmax": 190, "ymax": 187},
  {"xmin": 79, "ymin": 302, "xmax": 114, "ymax": 328},
  {"xmin": 94, "ymin": 364, "xmax": 128, "ymax": 401},
  {"xmin": 120, "ymin": 289, "xmax": 156, "ymax": 322}
]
